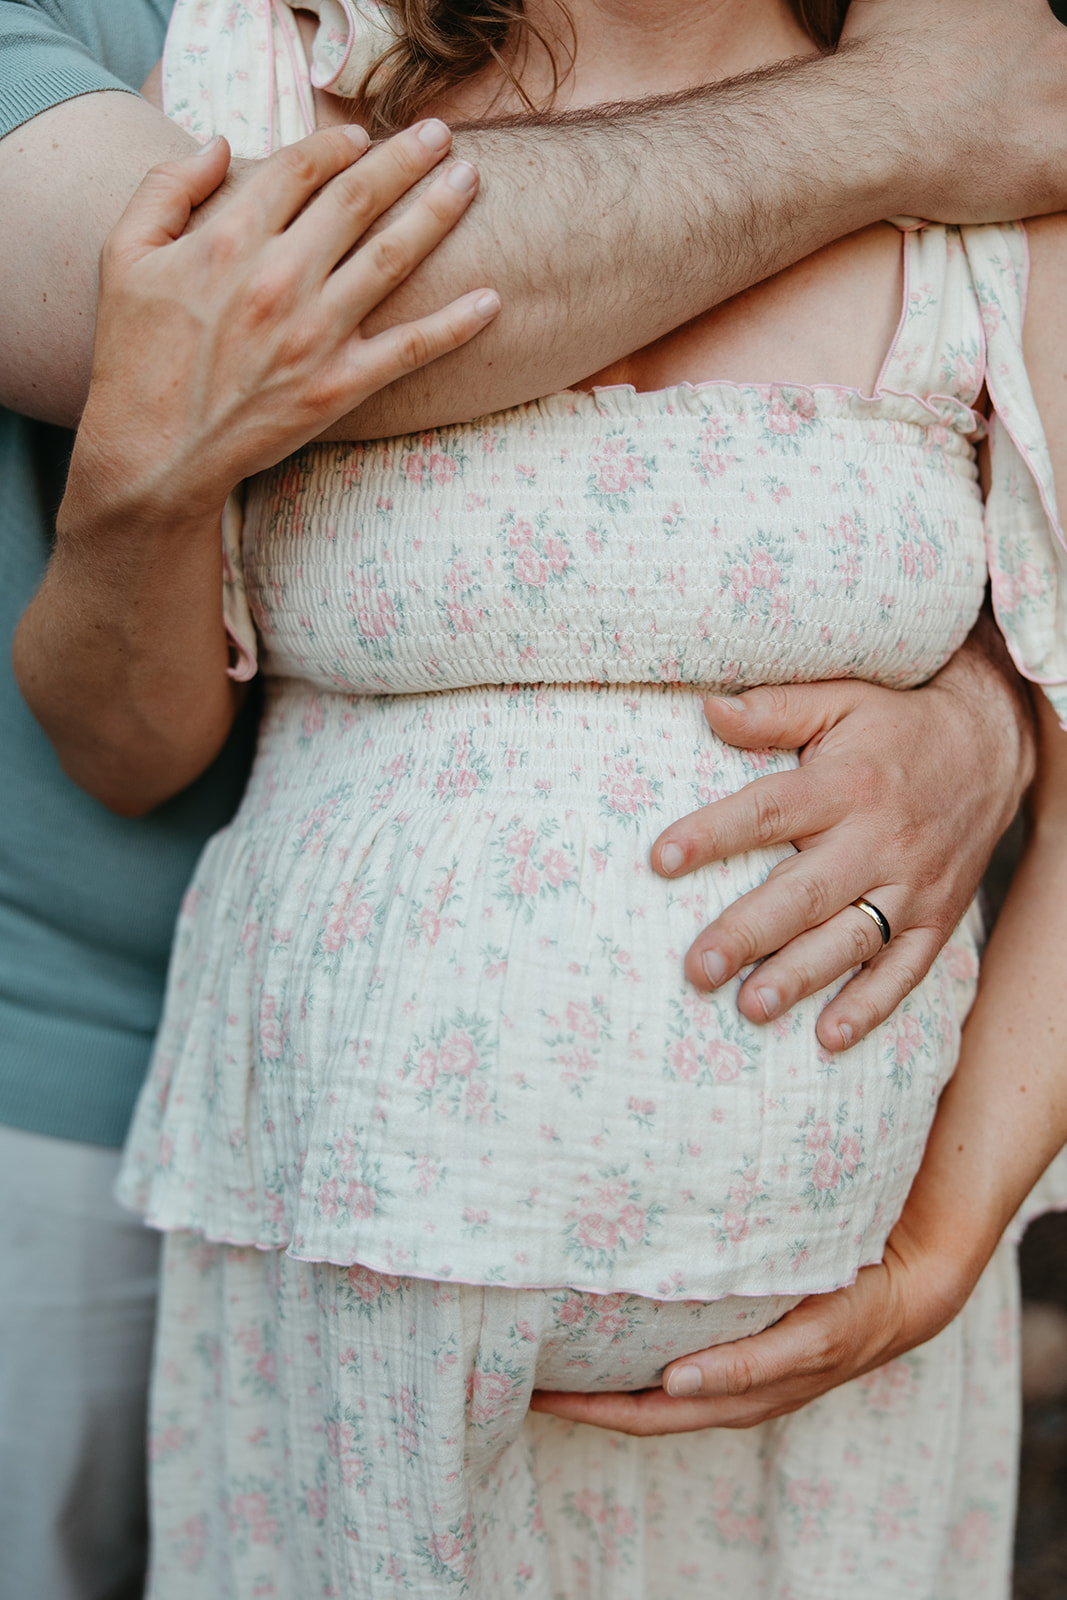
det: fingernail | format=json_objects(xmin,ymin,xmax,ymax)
[
  {"xmin": 197, "ymin": 135, "xmax": 224, "ymax": 155},
  {"xmin": 838, "ymin": 1022, "xmax": 853, "ymax": 1047},
  {"xmin": 755, "ymin": 984, "xmax": 780, "ymax": 1019},
  {"xmin": 701, "ymin": 949, "xmax": 728, "ymax": 987},
  {"xmin": 666, "ymin": 1365, "xmax": 703, "ymax": 1398},
  {"xmin": 445, "ymin": 160, "xmax": 477, "ymax": 194},
  {"xmin": 415, "ymin": 118, "xmax": 451, "ymax": 151},
  {"xmin": 659, "ymin": 842, "xmax": 684, "ymax": 875},
  {"xmin": 342, "ymin": 124, "xmax": 370, "ymax": 150},
  {"xmin": 706, "ymin": 694, "xmax": 741, "ymax": 716},
  {"xmin": 474, "ymin": 290, "xmax": 500, "ymax": 318}
]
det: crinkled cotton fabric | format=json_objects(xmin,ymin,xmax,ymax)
[{"xmin": 146, "ymin": 1230, "xmax": 1019, "ymax": 1600}]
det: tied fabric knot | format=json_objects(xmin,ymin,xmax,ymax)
[{"xmin": 292, "ymin": 0, "xmax": 401, "ymax": 100}]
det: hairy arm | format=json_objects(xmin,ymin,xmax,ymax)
[{"xmin": 5, "ymin": 0, "xmax": 1067, "ymax": 433}]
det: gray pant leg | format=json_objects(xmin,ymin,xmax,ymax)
[{"xmin": 0, "ymin": 1123, "xmax": 160, "ymax": 1600}]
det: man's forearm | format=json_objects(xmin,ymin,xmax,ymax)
[
  {"xmin": 3, "ymin": 53, "xmax": 890, "ymax": 432},
  {"xmin": 6, "ymin": 0, "xmax": 1067, "ymax": 435},
  {"xmin": 338, "ymin": 51, "xmax": 898, "ymax": 437}
]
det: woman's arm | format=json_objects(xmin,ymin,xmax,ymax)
[
  {"xmin": 12, "ymin": 124, "xmax": 498, "ymax": 815},
  {"xmin": 532, "ymin": 686, "xmax": 1067, "ymax": 1433},
  {"xmin": 532, "ymin": 208, "xmax": 1067, "ymax": 1434}
]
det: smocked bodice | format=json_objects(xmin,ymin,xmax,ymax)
[{"xmin": 242, "ymin": 382, "xmax": 986, "ymax": 699}]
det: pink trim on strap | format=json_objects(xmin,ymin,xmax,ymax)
[
  {"xmin": 273, "ymin": 0, "xmax": 316, "ymax": 137},
  {"xmin": 872, "ymin": 228, "xmax": 911, "ymax": 399},
  {"xmin": 309, "ymin": 0, "xmax": 359, "ymax": 90}
]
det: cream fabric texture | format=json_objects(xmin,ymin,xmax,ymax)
[{"xmin": 121, "ymin": 3, "xmax": 1067, "ymax": 1593}]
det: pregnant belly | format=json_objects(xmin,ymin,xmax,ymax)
[{"xmin": 121, "ymin": 679, "xmax": 981, "ymax": 1300}]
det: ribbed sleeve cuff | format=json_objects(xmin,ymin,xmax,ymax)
[{"xmin": 0, "ymin": 65, "xmax": 136, "ymax": 141}]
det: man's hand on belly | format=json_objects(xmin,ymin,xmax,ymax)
[{"xmin": 650, "ymin": 611, "xmax": 1035, "ymax": 1050}]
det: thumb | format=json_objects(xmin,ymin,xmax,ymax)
[
  {"xmin": 704, "ymin": 680, "xmax": 864, "ymax": 751},
  {"xmin": 108, "ymin": 136, "xmax": 232, "ymax": 260}
]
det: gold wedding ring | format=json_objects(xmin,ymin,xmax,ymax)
[{"xmin": 852, "ymin": 896, "xmax": 892, "ymax": 948}]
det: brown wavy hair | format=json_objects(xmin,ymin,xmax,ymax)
[{"xmin": 354, "ymin": 0, "xmax": 851, "ymax": 134}]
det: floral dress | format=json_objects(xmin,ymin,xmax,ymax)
[{"xmin": 118, "ymin": 3, "xmax": 1067, "ymax": 1596}]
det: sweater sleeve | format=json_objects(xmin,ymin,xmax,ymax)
[{"xmin": 0, "ymin": 0, "xmax": 170, "ymax": 140}]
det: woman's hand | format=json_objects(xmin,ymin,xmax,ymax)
[
  {"xmin": 78, "ymin": 120, "xmax": 499, "ymax": 523},
  {"xmin": 14, "ymin": 120, "xmax": 500, "ymax": 817},
  {"xmin": 653, "ymin": 610, "xmax": 1035, "ymax": 1050},
  {"xmin": 530, "ymin": 1226, "xmax": 974, "ymax": 1435}
]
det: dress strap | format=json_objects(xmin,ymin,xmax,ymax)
[
  {"xmin": 162, "ymin": 0, "xmax": 314, "ymax": 159},
  {"xmin": 961, "ymin": 223, "xmax": 1067, "ymax": 726},
  {"xmin": 296, "ymin": 0, "xmax": 400, "ymax": 100},
  {"xmin": 877, "ymin": 226, "xmax": 986, "ymax": 409}
]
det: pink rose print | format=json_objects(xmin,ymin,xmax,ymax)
[
  {"xmin": 810, "ymin": 1149, "xmax": 842, "ymax": 1192},
  {"xmin": 467, "ymin": 1367, "xmax": 515, "ymax": 1425},
  {"xmin": 705, "ymin": 1040, "xmax": 745, "ymax": 1084},
  {"xmin": 420, "ymin": 1513, "xmax": 475, "ymax": 1584},
  {"xmin": 319, "ymin": 888, "xmax": 374, "ymax": 955},
  {"xmin": 344, "ymin": 1181, "xmax": 378, "ymax": 1220},
  {"xmin": 305, "ymin": 1485, "xmax": 328, "ymax": 1523},
  {"xmin": 951, "ymin": 1507, "xmax": 993, "ymax": 1563},
  {"xmin": 301, "ymin": 695, "xmax": 324, "ymax": 739},
  {"xmin": 599, "ymin": 755, "xmax": 658, "ymax": 818},
  {"xmin": 439, "ymin": 1030, "xmax": 479, "ymax": 1078},
  {"xmin": 668, "ymin": 1038, "xmax": 700, "ymax": 1081},
  {"xmin": 351, "ymin": 570, "xmax": 399, "ymax": 641},
  {"xmin": 567, "ymin": 1173, "xmax": 662, "ymax": 1265},
  {"xmin": 565, "ymin": 1001, "xmax": 599, "ymax": 1040},
  {"xmin": 325, "ymin": 1420, "xmax": 367, "ymax": 1487},
  {"xmin": 401, "ymin": 446, "xmax": 460, "ymax": 486},
  {"xmin": 345, "ymin": 1264, "xmax": 387, "ymax": 1306},
  {"xmin": 589, "ymin": 436, "xmax": 649, "ymax": 496},
  {"xmin": 229, "ymin": 1491, "xmax": 279, "ymax": 1546},
  {"xmin": 766, "ymin": 388, "xmax": 817, "ymax": 438},
  {"xmin": 316, "ymin": 1179, "xmax": 340, "ymax": 1221},
  {"xmin": 258, "ymin": 992, "xmax": 286, "ymax": 1062},
  {"xmin": 839, "ymin": 1134, "xmax": 862, "ymax": 1175}
]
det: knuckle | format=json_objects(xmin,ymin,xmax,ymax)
[
  {"xmin": 392, "ymin": 323, "xmax": 435, "ymax": 372},
  {"xmin": 842, "ymin": 914, "xmax": 877, "ymax": 966},
  {"xmin": 711, "ymin": 914, "xmax": 760, "ymax": 970},
  {"xmin": 244, "ymin": 265, "xmax": 297, "ymax": 323},
  {"xmin": 762, "ymin": 683, "xmax": 791, "ymax": 720},
  {"xmin": 330, "ymin": 167, "xmax": 378, "ymax": 225},
  {"xmin": 274, "ymin": 142, "xmax": 323, "ymax": 189},
  {"xmin": 791, "ymin": 871, "xmax": 831, "ymax": 928},
  {"xmin": 723, "ymin": 1355, "xmax": 758, "ymax": 1398},
  {"xmin": 99, "ymin": 232, "xmax": 126, "ymax": 273},
  {"xmin": 751, "ymin": 786, "xmax": 788, "ymax": 847},
  {"xmin": 203, "ymin": 222, "xmax": 243, "ymax": 273},
  {"xmin": 367, "ymin": 230, "xmax": 413, "ymax": 284}
]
